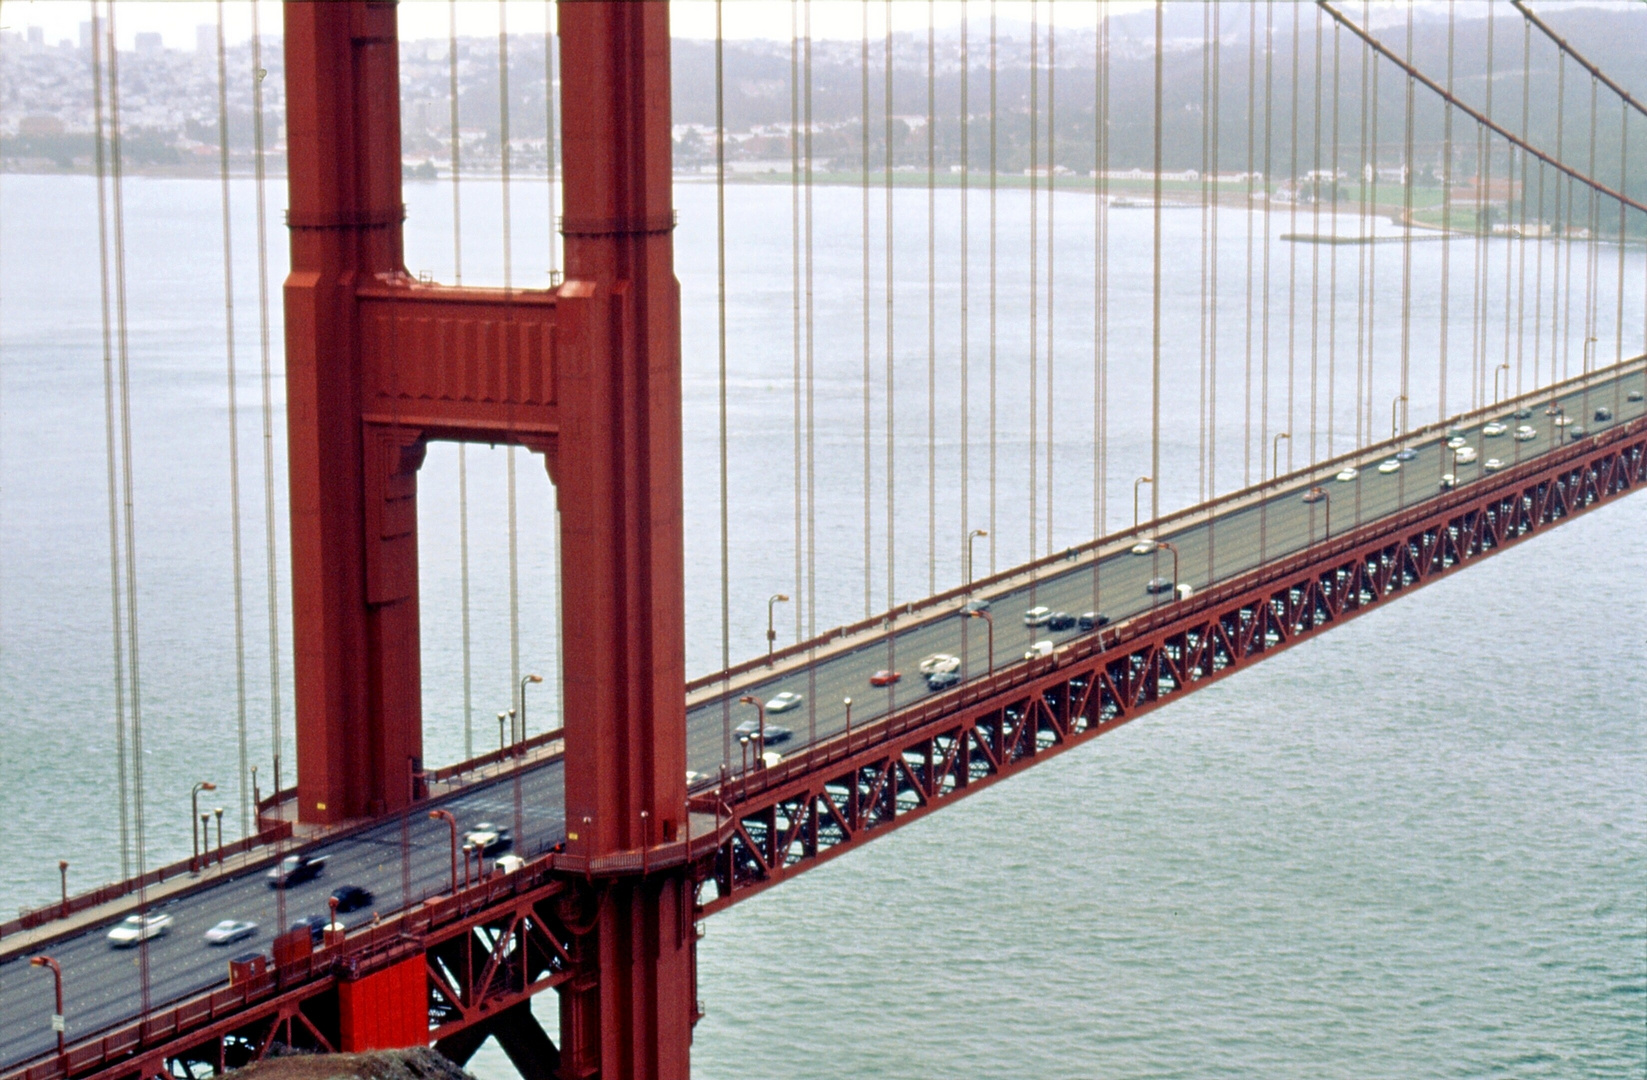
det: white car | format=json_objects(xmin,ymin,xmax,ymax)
[
  {"xmin": 1446, "ymin": 435, "xmax": 1469, "ymax": 449},
  {"xmin": 204, "ymin": 919, "xmax": 258, "ymax": 946},
  {"xmin": 1023, "ymin": 640, "xmax": 1054, "ymax": 660},
  {"xmin": 1439, "ymin": 473, "xmax": 1458, "ymax": 490},
  {"xmin": 1513, "ymin": 425, "xmax": 1538, "ymax": 442},
  {"xmin": 108, "ymin": 912, "xmax": 173, "ymax": 947},
  {"xmin": 1482, "ymin": 421, "xmax": 1508, "ymax": 437},
  {"xmin": 1553, "ymin": 414, "xmax": 1574, "ymax": 426},
  {"xmin": 917, "ymin": 653, "xmax": 960, "ymax": 675},
  {"xmin": 1022, "ymin": 606, "xmax": 1053, "ymax": 627},
  {"xmin": 1130, "ymin": 539, "xmax": 1159, "ymax": 555},
  {"xmin": 1483, "ymin": 457, "xmax": 1505, "ymax": 473},
  {"xmin": 1453, "ymin": 446, "xmax": 1478, "ymax": 464},
  {"xmin": 765, "ymin": 690, "xmax": 803, "ymax": 713},
  {"xmin": 1377, "ymin": 458, "xmax": 1401, "ymax": 475},
  {"xmin": 1335, "ymin": 467, "xmax": 1359, "ymax": 482}
]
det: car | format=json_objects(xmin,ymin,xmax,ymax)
[
  {"xmin": 288, "ymin": 915, "xmax": 328, "ymax": 945},
  {"xmin": 1453, "ymin": 446, "xmax": 1478, "ymax": 464},
  {"xmin": 1544, "ymin": 403, "xmax": 1563, "ymax": 416},
  {"xmin": 1130, "ymin": 539, "xmax": 1159, "ymax": 555},
  {"xmin": 1482, "ymin": 421, "xmax": 1508, "ymax": 437},
  {"xmin": 204, "ymin": 919, "xmax": 258, "ymax": 946},
  {"xmin": 765, "ymin": 690, "xmax": 803, "ymax": 713},
  {"xmin": 463, "ymin": 823, "xmax": 512, "ymax": 854},
  {"xmin": 1594, "ymin": 406, "xmax": 1613, "ymax": 422},
  {"xmin": 1512, "ymin": 407, "xmax": 1534, "ymax": 420},
  {"xmin": 1483, "ymin": 458, "xmax": 1506, "ymax": 473},
  {"xmin": 1628, "ymin": 388, "xmax": 1644, "ymax": 403},
  {"xmin": 1046, "ymin": 611, "xmax": 1077, "ymax": 631},
  {"xmin": 1446, "ymin": 435, "xmax": 1469, "ymax": 449},
  {"xmin": 962, "ymin": 598, "xmax": 991, "ymax": 614},
  {"xmin": 1553, "ymin": 414, "xmax": 1573, "ymax": 426},
  {"xmin": 917, "ymin": 653, "xmax": 960, "ymax": 675},
  {"xmin": 1301, "ymin": 486, "xmax": 1327, "ymax": 504},
  {"xmin": 1376, "ymin": 458, "xmax": 1401, "ymax": 475},
  {"xmin": 1176, "ymin": 583, "xmax": 1195, "ymax": 601},
  {"xmin": 686, "ymin": 769, "xmax": 706, "ymax": 786},
  {"xmin": 1335, "ymin": 467, "xmax": 1358, "ymax": 482},
  {"xmin": 267, "ymin": 853, "xmax": 326, "ymax": 889},
  {"xmin": 108, "ymin": 912, "xmax": 173, "ymax": 947},
  {"xmin": 1078, "ymin": 611, "xmax": 1111, "ymax": 631},
  {"xmin": 1568, "ymin": 425, "xmax": 1588, "ymax": 440},
  {"xmin": 493, "ymin": 854, "xmax": 526, "ymax": 875},
  {"xmin": 1395, "ymin": 447, "xmax": 1419, "ymax": 462},
  {"xmin": 869, "ymin": 669, "xmax": 901, "ymax": 687},
  {"xmin": 1513, "ymin": 425, "xmax": 1538, "ymax": 442},
  {"xmin": 1444, "ymin": 424, "xmax": 1469, "ymax": 439},
  {"xmin": 1022, "ymin": 605, "xmax": 1052, "ymax": 627},
  {"xmin": 330, "ymin": 885, "xmax": 373, "ymax": 913},
  {"xmin": 734, "ymin": 718, "xmax": 793, "ymax": 745},
  {"xmin": 1439, "ymin": 473, "xmax": 1458, "ymax": 490},
  {"xmin": 1145, "ymin": 577, "xmax": 1176, "ymax": 595},
  {"xmin": 925, "ymin": 668, "xmax": 961, "ymax": 691},
  {"xmin": 1023, "ymin": 640, "xmax": 1054, "ymax": 660}
]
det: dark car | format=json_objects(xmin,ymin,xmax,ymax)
[
  {"xmin": 266, "ymin": 853, "xmax": 326, "ymax": 889},
  {"xmin": 1395, "ymin": 447, "xmax": 1418, "ymax": 462},
  {"xmin": 1568, "ymin": 425, "xmax": 1588, "ymax": 440},
  {"xmin": 1145, "ymin": 577, "xmax": 1176, "ymax": 595},
  {"xmin": 734, "ymin": 719, "xmax": 793, "ymax": 746},
  {"xmin": 1594, "ymin": 406, "xmax": 1612, "ymax": 422},
  {"xmin": 925, "ymin": 669, "xmax": 961, "ymax": 691},
  {"xmin": 1078, "ymin": 611, "xmax": 1111, "ymax": 632},
  {"xmin": 962, "ymin": 598, "xmax": 990, "ymax": 614},
  {"xmin": 1046, "ymin": 611, "xmax": 1077, "ymax": 631},
  {"xmin": 1628, "ymin": 389, "xmax": 1644, "ymax": 403},
  {"xmin": 330, "ymin": 885, "xmax": 373, "ymax": 914},
  {"xmin": 1513, "ymin": 406, "xmax": 1534, "ymax": 420},
  {"xmin": 288, "ymin": 915, "xmax": 328, "ymax": 945}
]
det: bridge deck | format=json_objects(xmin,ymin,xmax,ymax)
[{"xmin": 1, "ymin": 359, "xmax": 1641, "ymax": 1075}]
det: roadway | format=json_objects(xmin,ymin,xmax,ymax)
[{"xmin": 0, "ymin": 360, "xmax": 1640, "ymax": 1071}]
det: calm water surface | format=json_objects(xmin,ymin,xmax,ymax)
[{"xmin": 0, "ymin": 173, "xmax": 1641, "ymax": 1076}]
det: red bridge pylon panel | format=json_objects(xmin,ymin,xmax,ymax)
[{"xmin": 283, "ymin": 2, "xmax": 690, "ymax": 1075}]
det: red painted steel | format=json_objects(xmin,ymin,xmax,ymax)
[
  {"xmin": 280, "ymin": 0, "xmax": 690, "ymax": 1073},
  {"xmin": 338, "ymin": 956, "xmax": 424, "ymax": 1051}
]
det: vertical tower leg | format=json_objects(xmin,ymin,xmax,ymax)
[{"xmin": 553, "ymin": 2, "xmax": 692, "ymax": 1077}]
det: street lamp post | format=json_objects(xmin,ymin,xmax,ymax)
[
  {"xmin": 213, "ymin": 808, "xmax": 224, "ymax": 865},
  {"xmin": 1583, "ymin": 335, "xmax": 1597, "ymax": 373},
  {"xmin": 497, "ymin": 711, "xmax": 508, "ymax": 755},
  {"xmin": 28, "ymin": 956, "xmax": 64, "ymax": 1061},
  {"xmin": 1317, "ymin": 488, "xmax": 1332, "ymax": 540},
  {"xmin": 842, "ymin": 697, "xmax": 853, "ymax": 754},
  {"xmin": 428, "ymin": 809, "xmax": 459, "ymax": 896},
  {"xmin": 519, "ymin": 673, "xmax": 543, "ymax": 745},
  {"xmin": 200, "ymin": 814, "xmax": 212, "ymax": 866},
  {"xmin": 737, "ymin": 694, "xmax": 767, "ymax": 761},
  {"xmin": 766, "ymin": 594, "xmax": 790, "ymax": 663},
  {"xmin": 1158, "ymin": 540, "xmax": 1181, "ymax": 601},
  {"xmin": 965, "ymin": 529, "xmax": 988, "ymax": 589},
  {"xmin": 967, "ymin": 609, "xmax": 994, "ymax": 675},
  {"xmin": 1391, "ymin": 394, "xmax": 1408, "ymax": 440},
  {"xmin": 1272, "ymin": 432, "xmax": 1290, "ymax": 481},
  {"xmin": 1493, "ymin": 362, "xmax": 1510, "ymax": 402},
  {"xmin": 190, "ymin": 781, "xmax": 217, "ymax": 872},
  {"xmin": 1133, "ymin": 476, "xmax": 1153, "ymax": 533},
  {"xmin": 506, "ymin": 708, "xmax": 517, "ymax": 754},
  {"xmin": 737, "ymin": 736, "xmax": 751, "ymax": 800},
  {"xmin": 58, "ymin": 861, "xmax": 68, "ymax": 917}
]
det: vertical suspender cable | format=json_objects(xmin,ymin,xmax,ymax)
[
  {"xmin": 1047, "ymin": 10, "xmax": 1060, "ymax": 556},
  {"xmin": 1244, "ymin": 2, "xmax": 1256, "ymax": 486},
  {"xmin": 1260, "ymin": 0, "xmax": 1274, "ymax": 487},
  {"xmin": 1208, "ymin": 4, "xmax": 1221, "ymax": 511},
  {"xmin": 1286, "ymin": 0, "xmax": 1299, "ymax": 475},
  {"xmin": 251, "ymin": 0, "xmax": 283, "ymax": 802},
  {"xmin": 499, "ymin": 2, "xmax": 523, "ymax": 749},
  {"xmin": 885, "ymin": 0, "xmax": 895, "ymax": 612},
  {"xmin": 1328, "ymin": 20, "xmax": 1341, "ymax": 457},
  {"xmin": 1585, "ymin": 75, "xmax": 1600, "ymax": 376},
  {"xmin": 960, "ymin": 0, "xmax": 970, "ymax": 577},
  {"xmin": 716, "ymin": 0, "xmax": 729, "ymax": 671},
  {"xmin": 1308, "ymin": 5, "xmax": 1323, "ymax": 465},
  {"xmin": 792, "ymin": 0, "xmax": 803, "ymax": 640},
  {"xmin": 90, "ymin": 1, "xmax": 131, "ymax": 880},
  {"xmin": 1028, "ymin": 0, "xmax": 1039, "ymax": 563},
  {"xmin": 1514, "ymin": 18, "xmax": 1530, "ymax": 396},
  {"xmin": 104, "ymin": 0, "xmax": 152, "ymax": 1013},
  {"xmin": 805, "ymin": 0, "xmax": 816, "ymax": 638},
  {"xmin": 988, "ymin": 0, "xmax": 997, "ymax": 575},
  {"xmin": 1354, "ymin": 5, "xmax": 1369, "ymax": 448},
  {"xmin": 1398, "ymin": 6, "xmax": 1414, "ymax": 436},
  {"xmin": 862, "ymin": 0, "xmax": 872, "ymax": 617},
  {"xmin": 927, "ymin": 0, "xmax": 936, "ymax": 596},
  {"xmin": 1198, "ymin": 3, "xmax": 1212, "ymax": 503},
  {"xmin": 1477, "ymin": 7, "xmax": 1494, "ymax": 408},
  {"xmin": 545, "ymin": 2, "xmax": 559, "ymax": 283},
  {"xmin": 454, "ymin": 1, "xmax": 473, "ymax": 760},
  {"xmin": 1094, "ymin": 6, "xmax": 1108, "ymax": 545},
  {"xmin": 1149, "ymin": 0, "xmax": 1163, "ymax": 524},
  {"xmin": 1437, "ymin": 0, "xmax": 1455, "ymax": 422},
  {"xmin": 214, "ymin": 0, "xmax": 251, "ymax": 836}
]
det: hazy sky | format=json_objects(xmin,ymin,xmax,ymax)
[{"xmin": 2, "ymin": 0, "xmax": 1632, "ymax": 51}]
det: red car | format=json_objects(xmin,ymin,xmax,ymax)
[{"xmin": 869, "ymin": 670, "xmax": 902, "ymax": 687}]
